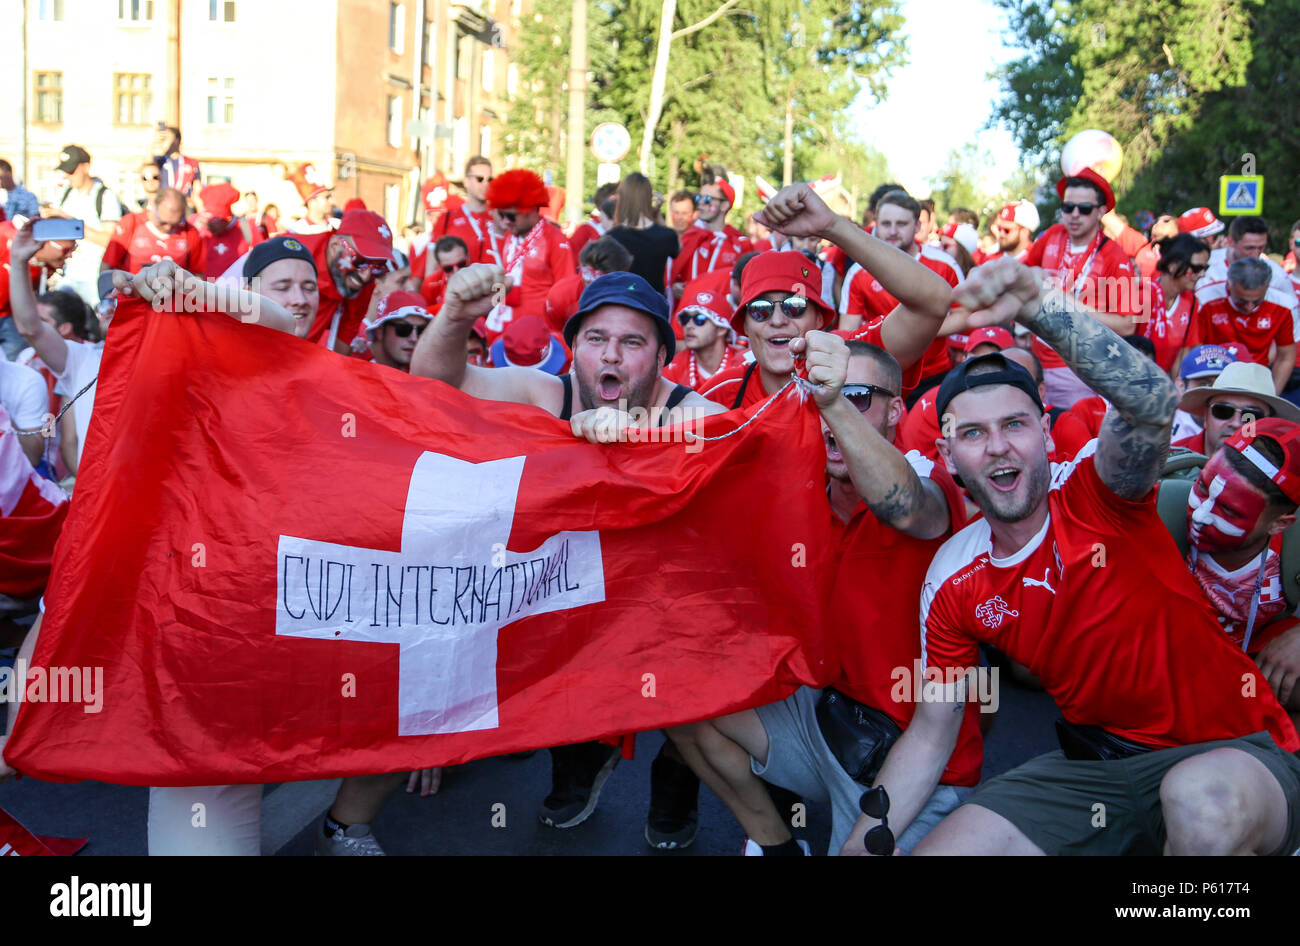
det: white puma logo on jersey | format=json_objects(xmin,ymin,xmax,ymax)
[{"xmin": 1022, "ymin": 568, "xmax": 1056, "ymax": 595}]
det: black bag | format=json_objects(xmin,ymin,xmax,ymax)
[
  {"xmin": 1055, "ymin": 718, "xmax": 1156, "ymax": 761},
  {"xmin": 815, "ymin": 688, "xmax": 903, "ymax": 785}
]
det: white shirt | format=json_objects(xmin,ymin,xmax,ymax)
[
  {"xmin": 57, "ymin": 181, "xmax": 123, "ymax": 305},
  {"xmin": 0, "ymin": 359, "xmax": 49, "ymax": 435},
  {"xmin": 53, "ymin": 339, "xmax": 102, "ymax": 466}
]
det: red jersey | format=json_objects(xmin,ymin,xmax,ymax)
[
  {"xmin": 1173, "ymin": 430, "xmax": 1205, "ymax": 454},
  {"xmin": 700, "ymin": 361, "xmax": 767, "ymax": 410},
  {"xmin": 567, "ymin": 221, "xmax": 604, "ymax": 266},
  {"xmin": 544, "ymin": 274, "xmax": 585, "ymax": 335},
  {"xmin": 841, "ymin": 245, "xmax": 963, "ymax": 378},
  {"xmin": 1023, "ymin": 225, "xmax": 1140, "ymax": 370},
  {"xmin": 830, "ymin": 453, "xmax": 983, "ymax": 785},
  {"xmin": 899, "ymin": 391, "xmax": 943, "ymax": 460},
  {"xmin": 662, "ymin": 345, "xmax": 746, "ymax": 391},
  {"xmin": 0, "ymin": 223, "xmax": 46, "ymax": 321},
  {"xmin": 1186, "ymin": 282, "xmax": 1296, "ymax": 367},
  {"xmin": 486, "ymin": 221, "xmax": 574, "ymax": 336},
  {"xmin": 922, "ymin": 443, "xmax": 1299, "ymax": 751},
  {"xmin": 431, "ymin": 203, "xmax": 498, "ymax": 264},
  {"xmin": 418, "ymin": 270, "xmax": 448, "ymax": 312},
  {"xmin": 1139, "ymin": 280, "xmax": 1196, "ymax": 374},
  {"xmin": 295, "ymin": 231, "xmax": 376, "ymax": 349},
  {"xmin": 197, "ymin": 216, "xmax": 263, "ymax": 279},
  {"xmin": 102, "ymin": 211, "xmax": 206, "ymax": 276},
  {"xmin": 1050, "ymin": 395, "xmax": 1107, "ymax": 460},
  {"xmin": 670, "ymin": 223, "xmax": 751, "ymax": 288}
]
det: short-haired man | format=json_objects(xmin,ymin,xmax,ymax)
[
  {"xmin": 484, "ymin": 169, "xmax": 574, "ymax": 335},
  {"xmin": 704, "ymin": 185, "xmax": 951, "ymax": 413},
  {"xmin": 136, "ymin": 161, "xmax": 162, "ymax": 211},
  {"xmin": 669, "ymin": 178, "xmax": 752, "ymax": 299},
  {"xmin": 1198, "ymin": 217, "xmax": 1298, "ymax": 315},
  {"xmin": 429, "ymin": 156, "xmax": 497, "ymax": 265},
  {"xmin": 0, "ymin": 159, "xmax": 39, "ymax": 222},
  {"xmin": 363, "ymin": 291, "xmax": 429, "ymax": 372},
  {"xmin": 663, "ymin": 284, "xmax": 745, "ymax": 390},
  {"xmin": 838, "ymin": 189, "xmax": 965, "ymax": 388},
  {"xmin": 100, "ymin": 187, "xmax": 205, "ymax": 276},
  {"xmin": 1021, "ymin": 168, "xmax": 1141, "ymax": 408},
  {"xmin": 668, "ymin": 335, "xmax": 982, "ymax": 855},
  {"xmin": 151, "ymin": 125, "xmax": 200, "ymax": 199},
  {"xmin": 289, "ymin": 184, "xmax": 336, "ymax": 236},
  {"xmin": 543, "ymin": 235, "xmax": 633, "ymax": 333},
  {"xmin": 1181, "ymin": 257, "xmax": 1296, "ymax": 393},
  {"xmin": 242, "ymin": 236, "xmax": 320, "ymax": 337},
  {"xmin": 46, "ymin": 144, "xmax": 123, "ymax": 306},
  {"xmin": 417, "ymin": 235, "xmax": 471, "ymax": 312},
  {"xmin": 1, "ymin": 220, "xmax": 78, "ymax": 361},
  {"xmin": 195, "ymin": 182, "xmax": 264, "ymax": 277},
  {"xmin": 850, "ymin": 258, "xmax": 1300, "ymax": 857},
  {"xmin": 981, "ymin": 200, "xmax": 1040, "ymax": 263},
  {"xmin": 668, "ymin": 189, "xmax": 697, "ymax": 236},
  {"xmin": 1173, "ymin": 360, "xmax": 1300, "ymax": 457}
]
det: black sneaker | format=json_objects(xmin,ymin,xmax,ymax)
[
  {"xmin": 645, "ymin": 745, "xmax": 700, "ymax": 850},
  {"xmin": 538, "ymin": 741, "xmax": 621, "ymax": 828}
]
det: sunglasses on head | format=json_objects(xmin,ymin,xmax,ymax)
[
  {"xmin": 441, "ymin": 260, "xmax": 468, "ymax": 275},
  {"xmin": 1060, "ymin": 202, "xmax": 1099, "ymax": 216},
  {"xmin": 744, "ymin": 295, "xmax": 810, "ymax": 322},
  {"xmin": 859, "ymin": 786, "xmax": 895, "ymax": 856},
  {"xmin": 389, "ymin": 322, "xmax": 425, "ymax": 338},
  {"xmin": 841, "ymin": 383, "xmax": 897, "ymax": 413},
  {"xmin": 678, "ymin": 311, "xmax": 711, "ymax": 327},
  {"xmin": 1208, "ymin": 402, "xmax": 1269, "ymax": 422}
]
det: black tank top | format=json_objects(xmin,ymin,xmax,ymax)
[{"xmin": 559, "ymin": 374, "xmax": 692, "ymax": 424}]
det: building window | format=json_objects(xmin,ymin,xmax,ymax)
[
  {"xmin": 113, "ymin": 73, "xmax": 152, "ymax": 125},
  {"xmin": 117, "ymin": 0, "xmax": 154, "ymax": 21},
  {"xmin": 389, "ymin": 2, "xmax": 405, "ymax": 53},
  {"xmin": 387, "ymin": 96, "xmax": 403, "ymax": 147},
  {"xmin": 38, "ymin": 0, "xmax": 64, "ymax": 20},
  {"xmin": 207, "ymin": 77, "xmax": 235, "ymax": 125},
  {"xmin": 34, "ymin": 72, "xmax": 62, "ymax": 124},
  {"xmin": 209, "ymin": 0, "xmax": 236, "ymax": 21}
]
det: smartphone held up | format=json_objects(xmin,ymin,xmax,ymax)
[{"xmin": 32, "ymin": 217, "xmax": 85, "ymax": 243}]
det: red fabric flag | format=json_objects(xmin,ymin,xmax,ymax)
[
  {"xmin": 0, "ymin": 406, "xmax": 69, "ymax": 599},
  {"xmin": 0, "ymin": 806, "xmax": 87, "ymax": 856},
  {"xmin": 5, "ymin": 298, "xmax": 834, "ymax": 785}
]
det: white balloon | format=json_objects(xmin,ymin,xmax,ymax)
[{"xmin": 1061, "ymin": 129, "xmax": 1124, "ymax": 181}]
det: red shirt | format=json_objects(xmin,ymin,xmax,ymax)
[
  {"xmin": 493, "ymin": 221, "xmax": 574, "ymax": 329},
  {"xmin": 544, "ymin": 274, "xmax": 584, "ymax": 335},
  {"xmin": 568, "ymin": 221, "xmax": 604, "ymax": 266},
  {"xmin": 102, "ymin": 211, "xmax": 206, "ymax": 275},
  {"xmin": 670, "ymin": 223, "xmax": 751, "ymax": 288},
  {"xmin": 1050, "ymin": 396, "xmax": 1107, "ymax": 460},
  {"xmin": 922, "ymin": 443, "xmax": 1299, "ymax": 751},
  {"xmin": 841, "ymin": 245, "xmax": 963, "ymax": 379},
  {"xmin": 295, "ymin": 231, "xmax": 376, "ymax": 349},
  {"xmin": 899, "ymin": 391, "xmax": 943, "ymax": 460},
  {"xmin": 1139, "ymin": 280, "xmax": 1197, "ymax": 374},
  {"xmin": 431, "ymin": 205, "xmax": 498, "ymax": 265},
  {"xmin": 662, "ymin": 345, "xmax": 746, "ymax": 391},
  {"xmin": 197, "ymin": 216, "xmax": 263, "ymax": 278},
  {"xmin": 419, "ymin": 270, "xmax": 448, "ymax": 312},
  {"xmin": 1173, "ymin": 431, "xmax": 1205, "ymax": 454},
  {"xmin": 0, "ymin": 223, "xmax": 45, "ymax": 321},
  {"xmin": 1023, "ymin": 225, "xmax": 1140, "ymax": 370},
  {"xmin": 1186, "ymin": 283, "xmax": 1296, "ymax": 366},
  {"xmin": 830, "ymin": 453, "xmax": 983, "ymax": 785}
]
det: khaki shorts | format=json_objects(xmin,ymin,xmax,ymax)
[{"xmin": 967, "ymin": 731, "xmax": 1300, "ymax": 855}]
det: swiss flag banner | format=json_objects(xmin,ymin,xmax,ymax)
[
  {"xmin": 0, "ymin": 806, "xmax": 87, "ymax": 856},
  {"xmin": 5, "ymin": 298, "xmax": 833, "ymax": 785}
]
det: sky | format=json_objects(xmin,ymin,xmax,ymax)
[{"xmin": 849, "ymin": 0, "xmax": 1024, "ymax": 197}]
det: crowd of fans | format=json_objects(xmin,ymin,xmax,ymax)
[{"xmin": 4, "ymin": 126, "xmax": 1300, "ymax": 857}]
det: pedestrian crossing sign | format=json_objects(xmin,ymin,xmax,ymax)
[{"xmin": 1219, "ymin": 175, "xmax": 1264, "ymax": 215}]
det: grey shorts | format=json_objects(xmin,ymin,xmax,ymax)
[{"xmin": 753, "ymin": 686, "xmax": 973, "ymax": 855}]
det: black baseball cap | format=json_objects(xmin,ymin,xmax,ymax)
[
  {"xmin": 564, "ymin": 272, "xmax": 675, "ymax": 360},
  {"xmin": 935, "ymin": 352, "xmax": 1044, "ymax": 424},
  {"xmin": 243, "ymin": 236, "xmax": 317, "ymax": 280},
  {"xmin": 55, "ymin": 145, "xmax": 90, "ymax": 174}
]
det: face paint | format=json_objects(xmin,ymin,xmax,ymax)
[{"xmin": 1186, "ymin": 455, "xmax": 1270, "ymax": 552}]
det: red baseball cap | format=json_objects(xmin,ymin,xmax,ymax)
[
  {"xmin": 964, "ymin": 326, "xmax": 1015, "ymax": 353},
  {"xmin": 343, "ymin": 198, "xmax": 368, "ymax": 213},
  {"xmin": 1177, "ymin": 207, "xmax": 1225, "ymax": 238},
  {"xmin": 366, "ymin": 291, "xmax": 429, "ymax": 339},
  {"xmin": 716, "ymin": 179, "xmax": 736, "ymax": 206},
  {"xmin": 337, "ymin": 209, "xmax": 394, "ymax": 260},
  {"xmin": 998, "ymin": 200, "xmax": 1040, "ymax": 232},
  {"xmin": 1225, "ymin": 418, "xmax": 1300, "ymax": 506},
  {"xmin": 732, "ymin": 251, "xmax": 833, "ymax": 334},
  {"xmin": 200, "ymin": 182, "xmax": 240, "ymax": 219},
  {"xmin": 489, "ymin": 315, "xmax": 567, "ymax": 374},
  {"xmin": 1056, "ymin": 167, "xmax": 1115, "ymax": 212}
]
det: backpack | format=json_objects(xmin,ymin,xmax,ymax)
[
  {"xmin": 1155, "ymin": 447, "xmax": 1300, "ymax": 611},
  {"xmin": 59, "ymin": 178, "xmax": 128, "ymax": 221}
]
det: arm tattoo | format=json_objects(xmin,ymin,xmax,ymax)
[
  {"xmin": 864, "ymin": 473, "xmax": 949, "ymax": 537},
  {"xmin": 1023, "ymin": 290, "xmax": 1177, "ymax": 499}
]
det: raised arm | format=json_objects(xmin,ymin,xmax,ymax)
[
  {"xmin": 756, "ymin": 185, "xmax": 952, "ymax": 371},
  {"xmin": 798, "ymin": 330, "xmax": 950, "ymax": 539},
  {"xmin": 114, "ymin": 259, "xmax": 298, "ymax": 335},
  {"xmin": 8, "ymin": 221, "xmax": 71, "ymax": 374},
  {"xmin": 954, "ymin": 259, "xmax": 1177, "ymax": 500}
]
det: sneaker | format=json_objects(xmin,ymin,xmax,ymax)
[
  {"xmin": 645, "ymin": 747, "xmax": 700, "ymax": 850},
  {"xmin": 315, "ymin": 820, "xmax": 386, "ymax": 856},
  {"xmin": 742, "ymin": 838, "xmax": 811, "ymax": 856},
  {"xmin": 538, "ymin": 741, "xmax": 621, "ymax": 828}
]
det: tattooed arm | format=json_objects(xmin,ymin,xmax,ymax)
[{"xmin": 954, "ymin": 260, "xmax": 1178, "ymax": 500}]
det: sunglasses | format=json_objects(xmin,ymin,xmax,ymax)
[
  {"xmin": 389, "ymin": 322, "xmax": 425, "ymax": 338},
  {"xmin": 496, "ymin": 210, "xmax": 518, "ymax": 223},
  {"xmin": 141, "ymin": 173, "xmax": 160, "ymax": 181},
  {"xmin": 441, "ymin": 260, "xmax": 468, "ymax": 275},
  {"xmin": 468, "ymin": 174, "xmax": 493, "ymax": 184},
  {"xmin": 744, "ymin": 295, "xmax": 810, "ymax": 322},
  {"xmin": 695, "ymin": 195, "xmax": 717, "ymax": 206},
  {"xmin": 859, "ymin": 786, "xmax": 895, "ymax": 856},
  {"xmin": 1185, "ymin": 263, "xmax": 1209, "ymax": 274},
  {"xmin": 678, "ymin": 311, "xmax": 711, "ymax": 327},
  {"xmin": 1060, "ymin": 202, "xmax": 1099, "ymax": 216},
  {"xmin": 1209, "ymin": 402, "xmax": 1269, "ymax": 423},
  {"xmin": 841, "ymin": 383, "xmax": 897, "ymax": 413}
]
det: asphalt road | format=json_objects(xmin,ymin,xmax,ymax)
[{"xmin": 0, "ymin": 669, "xmax": 1060, "ymax": 856}]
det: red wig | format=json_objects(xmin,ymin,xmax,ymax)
[{"xmin": 487, "ymin": 169, "xmax": 549, "ymax": 211}]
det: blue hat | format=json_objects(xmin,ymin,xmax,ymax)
[
  {"xmin": 1180, "ymin": 344, "xmax": 1236, "ymax": 381},
  {"xmin": 563, "ymin": 272, "xmax": 674, "ymax": 360}
]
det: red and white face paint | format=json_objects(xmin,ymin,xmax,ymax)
[{"xmin": 1186, "ymin": 454, "xmax": 1269, "ymax": 553}]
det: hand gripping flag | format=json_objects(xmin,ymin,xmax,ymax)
[{"xmin": 5, "ymin": 298, "xmax": 834, "ymax": 785}]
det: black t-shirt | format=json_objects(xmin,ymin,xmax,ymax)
[{"xmin": 608, "ymin": 224, "xmax": 680, "ymax": 293}]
